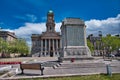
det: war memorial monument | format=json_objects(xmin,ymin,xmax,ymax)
[{"xmin": 60, "ymin": 18, "xmax": 92, "ymax": 61}]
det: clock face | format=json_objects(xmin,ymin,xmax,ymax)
[{"xmin": 49, "ymin": 16, "xmax": 52, "ymax": 19}]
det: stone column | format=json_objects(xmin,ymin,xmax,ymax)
[
  {"xmin": 46, "ymin": 39, "xmax": 48, "ymax": 56},
  {"xmin": 41, "ymin": 39, "xmax": 43, "ymax": 56},
  {"xmin": 56, "ymin": 39, "xmax": 58, "ymax": 55},
  {"xmin": 45, "ymin": 39, "xmax": 47, "ymax": 56},
  {"xmin": 60, "ymin": 39, "xmax": 62, "ymax": 49},
  {"xmin": 53, "ymin": 39, "xmax": 55, "ymax": 56},
  {"xmin": 49, "ymin": 39, "xmax": 50, "ymax": 56},
  {"xmin": 58, "ymin": 39, "xmax": 60, "ymax": 56},
  {"xmin": 58, "ymin": 39, "xmax": 62, "ymax": 57}
]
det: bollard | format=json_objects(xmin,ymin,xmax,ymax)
[
  {"xmin": 41, "ymin": 68, "xmax": 44, "ymax": 75},
  {"xmin": 40, "ymin": 63, "xmax": 44, "ymax": 75},
  {"xmin": 106, "ymin": 64, "xmax": 112, "ymax": 76}
]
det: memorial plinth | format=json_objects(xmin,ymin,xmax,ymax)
[{"xmin": 60, "ymin": 18, "xmax": 92, "ymax": 61}]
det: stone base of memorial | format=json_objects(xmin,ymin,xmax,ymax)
[{"xmin": 63, "ymin": 46, "xmax": 93, "ymax": 61}]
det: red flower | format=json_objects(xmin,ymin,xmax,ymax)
[{"xmin": 0, "ymin": 62, "xmax": 21, "ymax": 65}]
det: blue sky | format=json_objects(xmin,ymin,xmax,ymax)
[
  {"xmin": 0, "ymin": 0, "xmax": 120, "ymax": 46},
  {"xmin": 0, "ymin": 0, "xmax": 120, "ymax": 28}
]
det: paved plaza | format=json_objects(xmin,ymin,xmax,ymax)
[{"xmin": 0, "ymin": 57, "xmax": 120, "ymax": 79}]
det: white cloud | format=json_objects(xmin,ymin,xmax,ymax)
[
  {"xmin": 14, "ymin": 14, "xmax": 37, "ymax": 22},
  {"xmin": 3, "ymin": 14, "xmax": 120, "ymax": 47},
  {"xmin": 55, "ymin": 23, "xmax": 61, "ymax": 32},
  {"xmin": 14, "ymin": 23, "xmax": 46, "ymax": 46},
  {"xmin": 14, "ymin": 22, "xmax": 61, "ymax": 38},
  {"xmin": 4, "ymin": 22, "xmax": 61, "ymax": 47},
  {"xmin": 85, "ymin": 14, "xmax": 120, "ymax": 36},
  {"xmin": 14, "ymin": 23, "xmax": 46, "ymax": 37},
  {"xmin": 26, "ymin": 14, "xmax": 37, "ymax": 22}
]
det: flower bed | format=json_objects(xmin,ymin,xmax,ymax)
[{"xmin": 0, "ymin": 62, "xmax": 21, "ymax": 65}]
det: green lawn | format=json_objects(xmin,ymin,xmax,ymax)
[{"xmin": 19, "ymin": 74, "xmax": 120, "ymax": 80}]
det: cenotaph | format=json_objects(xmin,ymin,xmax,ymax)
[{"xmin": 60, "ymin": 18, "xmax": 92, "ymax": 61}]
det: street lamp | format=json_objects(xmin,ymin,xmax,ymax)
[{"xmin": 103, "ymin": 47, "xmax": 105, "ymax": 59}]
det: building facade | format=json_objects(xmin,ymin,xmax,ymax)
[
  {"xmin": 0, "ymin": 31, "xmax": 17, "ymax": 57},
  {"xmin": 0, "ymin": 31, "xmax": 17, "ymax": 42},
  {"xmin": 87, "ymin": 31, "xmax": 103, "ymax": 56},
  {"xmin": 31, "ymin": 10, "xmax": 61, "ymax": 57}
]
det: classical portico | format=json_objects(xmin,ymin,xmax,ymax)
[
  {"xmin": 39, "ymin": 38, "xmax": 61, "ymax": 57},
  {"xmin": 31, "ymin": 10, "xmax": 61, "ymax": 57}
]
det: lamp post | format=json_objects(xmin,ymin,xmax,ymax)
[
  {"xmin": 106, "ymin": 46, "xmax": 109, "ymax": 59},
  {"xmin": 103, "ymin": 47, "xmax": 105, "ymax": 59}
]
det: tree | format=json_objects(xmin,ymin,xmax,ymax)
[
  {"xmin": 0, "ymin": 38, "xmax": 10, "ymax": 57},
  {"xmin": 16, "ymin": 39, "xmax": 29, "ymax": 56},
  {"xmin": 102, "ymin": 35, "xmax": 120, "ymax": 51},
  {"xmin": 8, "ymin": 40, "xmax": 19, "ymax": 57},
  {"xmin": 0, "ymin": 38, "xmax": 3, "ymax": 53},
  {"xmin": 0, "ymin": 38, "xmax": 29, "ymax": 57},
  {"xmin": 87, "ymin": 39, "xmax": 94, "ymax": 54}
]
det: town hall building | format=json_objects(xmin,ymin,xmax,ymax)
[{"xmin": 31, "ymin": 10, "xmax": 61, "ymax": 57}]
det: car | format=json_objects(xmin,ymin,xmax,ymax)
[
  {"xmin": 115, "ymin": 53, "xmax": 120, "ymax": 57},
  {"xmin": 105, "ymin": 54, "xmax": 115, "ymax": 57}
]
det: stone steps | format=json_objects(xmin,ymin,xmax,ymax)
[
  {"xmin": 43, "ymin": 62, "xmax": 59, "ymax": 67},
  {"xmin": 64, "ymin": 57, "xmax": 94, "ymax": 60},
  {"xmin": 55, "ymin": 63, "xmax": 105, "ymax": 69}
]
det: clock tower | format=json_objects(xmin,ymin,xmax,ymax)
[
  {"xmin": 46, "ymin": 10, "xmax": 55, "ymax": 32},
  {"xmin": 31, "ymin": 10, "xmax": 61, "ymax": 57}
]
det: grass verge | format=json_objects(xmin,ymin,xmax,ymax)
[{"xmin": 18, "ymin": 73, "xmax": 120, "ymax": 80}]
